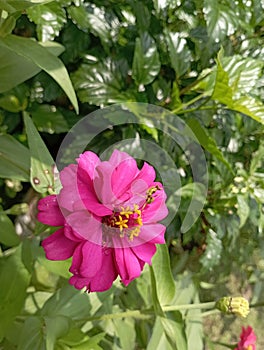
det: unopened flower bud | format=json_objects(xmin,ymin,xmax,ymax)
[{"xmin": 215, "ymin": 297, "xmax": 249, "ymax": 318}]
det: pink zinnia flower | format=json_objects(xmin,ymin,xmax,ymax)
[
  {"xmin": 38, "ymin": 150, "xmax": 168, "ymax": 292},
  {"xmin": 235, "ymin": 326, "xmax": 257, "ymax": 350}
]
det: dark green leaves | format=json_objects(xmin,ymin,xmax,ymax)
[{"xmin": 132, "ymin": 32, "xmax": 161, "ymax": 85}]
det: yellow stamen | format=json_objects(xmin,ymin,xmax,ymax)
[{"xmin": 115, "ymin": 215, "xmax": 128, "ymax": 232}]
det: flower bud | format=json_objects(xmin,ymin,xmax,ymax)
[{"xmin": 215, "ymin": 297, "xmax": 249, "ymax": 318}]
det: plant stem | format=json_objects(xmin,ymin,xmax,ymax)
[
  {"xmin": 172, "ymin": 93, "xmax": 208, "ymax": 114},
  {"xmin": 77, "ymin": 301, "xmax": 216, "ymax": 324}
]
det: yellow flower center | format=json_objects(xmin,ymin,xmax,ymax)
[{"xmin": 103, "ymin": 204, "xmax": 143, "ymax": 241}]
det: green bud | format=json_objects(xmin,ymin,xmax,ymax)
[{"xmin": 215, "ymin": 296, "xmax": 249, "ymax": 318}]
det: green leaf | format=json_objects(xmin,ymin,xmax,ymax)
[
  {"xmin": 17, "ymin": 315, "xmax": 71, "ymax": 350},
  {"xmin": 237, "ymin": 194, "xmax": 250, "ymax": 228},
  {"xmin": 186, "ymin": 293, "xmax": 203, "ymax": 350},
  {"xmin": 0, "ymin": 248, "xmax": 30, "ymax": 341},
  {"xmin": 0, "ymin": 134, "xmax": 30, "ymax": 181},
  {"xmin": 161, "ymin": 312, "xmax": 187, "ymax": 350},
  {"xmin": 147, "ymin": 317, "xmax": 173, "ymax": 350},
  {"xmin": 113, "ymin": 317, "xmax": 136, "ymax": 350},
  {"xmin": 204, "ymin": 0, "xmax": 237, "ymax": 40},
  {"xmin": 17, "ymin": 316, "xmax": 46, "ymax": 350},
  {"xmin": 27, "ymin": 2, "xmax": 67, "ymax": 41},
  {"xmin": 0, "ymin": 34, "xmax": 78, "ymax": 112},
  {"xmin": 151, "ymin": 244, "xmax": 175, "ymax": 305},
  {"xmin": 37, "ymin": 248, "xmax": 71, "ymax": 279},
  {"xmin": 200, "ymin": 229, "xmax": 222, "ymax": 270},
  {"xmin": 0, "ymin": 15, "xmax": 16, "ymax": 37},
  {"xmin": 165, "ymin": 30, "xmax": 191, "ymax": 77},
  {"xmin": 133, "ymin": 2, "xmax": 151, "ymax": 32},
  {"xmin": 67, "ymin": 4, "xmax": 111, "ymax": 47},
  {"xmin": 72, "ymin": 58, "xmax": 135, "ymax": 106},
  {"xmin": 45, "ymin": 315, "xmax": 71, "ymax": 350},
  {"xmin": 41, "ymin": 285, "xmax": 97, "ymax": 320},
  {"xmin": 0, "ymin": 0, "xmax": 53, "ymax": 13},
  {"xmin": 149, "ymin": 265, "xmax": 164, "ymax": 317},
  {"xmin": 250, "ymin": 141, "xmax": 264, "ymax": 174},
  {"xmin": 0, "ymin": 212, "xmax": 20, "ymax": 246},
  {"xmin": 187, "ymin": 118, "xmax": 234, "ymax": 173},
  {"xmin": 132, "ymin": 32, "xmax": 161, "ymax": 85},
  {"xmin": 197, "ymin": 50, "xmax": 264, "ymax": 123},
  {"xmin": 23, "ymin": 112, "xmax": 55, "ymax": 193},
  {"xmin": 31, "ymin": 104, "xmax": 69, "ymax": 134},
  {"xmin": 0, "ymin": 39, "xmax": 65, "ymax": 93}
]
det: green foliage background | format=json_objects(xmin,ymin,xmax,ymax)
[{"xmin": 0, "ymin": 0, "xmax": 264, "ymax": 349}]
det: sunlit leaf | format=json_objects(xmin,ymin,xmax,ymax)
[
  {"xmin": 132, "ymin": 32, "xmax": 161, "ymax": 85},
  {"xmin": 27, "ymin": 2, "xmax": 67, "ymax": 42},
  {"xmin": 67, "ymin": 4, "xmax": 111, "ymax": 47},
  {"xmin": 165, "ymin": 30, "xmax": 191, "ymax": 77},
  {"xmin": 204, "ymin": 0, "xmax": 237, "ymax": 40},
  {"xmin": 72, "ymin": 58, "xmax": 136, "ymax": 105}
]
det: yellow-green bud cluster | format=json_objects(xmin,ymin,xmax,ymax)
[{"xmin": 215, "ymin": 297, "xmax": 249, "ymax": 318}]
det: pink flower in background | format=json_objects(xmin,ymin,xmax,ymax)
[
  {"xmin": 38, "ymin": 150, "xmax": 168, "ymax": 292},
  {"xmin": 235, "ymin": 326, "xmax": 256, "ymax": 350}
]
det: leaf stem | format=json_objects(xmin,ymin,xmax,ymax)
[{"xmin": 172, "ymin": 93, "xmax": 208, "ymax": 114}]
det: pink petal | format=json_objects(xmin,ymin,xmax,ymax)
[
  {"xmin": 70, "ymin": 241, "xmax": 103, "ymax": 278},
  {"xmin": 135, "ymin": 162, "xmax": 156, "ymax": 186},
  {"xmin": 133, "ymin": 224, "xmax": 166, "ymax": 245},
  {"xmin": 109, "ymin": 149, "xmax": 134, "ymax": 167},
  {"xmin": 69, "ymin": 248, "xmax": 118, "ymax": 292},
  {"xmin": 114, "ymin": 248, "xmax": 143, "ymax": 286},
  {"xmin": 132, "ymin": 243, "xmax": 156, "ymax": 265},
  {"xmin": 80, "ymin": 241, "xmax": 103, "ymax": 277},
  {"xmin": 65, "ymin": 211, "xmax": 102, "ymax": 244},
  {"xmin": 142, "ymin": 183, "xmax": 168, "ymax": 223},
  {"xmin": 69, "ymin": 275, "xmax": 88, "ymax": 290},
  {"xmin": 93, "ymin": 161, "xmax": 116, "ymax": 205},
  {"xmin": 42, "ymin": 228, "xmax": 77, "ymax": 260},
  {"xmin": 77, "ymin": 151, "xmax": 100, "ymax": 180},
  {"xmin": 37, "ymin": 195, "xmax": 64, "ymax": 226},
  {"xmin": 64, "ymin": 224, "xmax": 83, "ymax": 242},
  {"xmin": 111, "ymin": 157, "xmax": 138, "ymax": 199},
  {"xmin": 88, "ymin": 248, "xmax": 118, "ymax": 292},
  {"xmin": 58, "ymin": 162, "xmax": 111, "ymax": 217}
]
